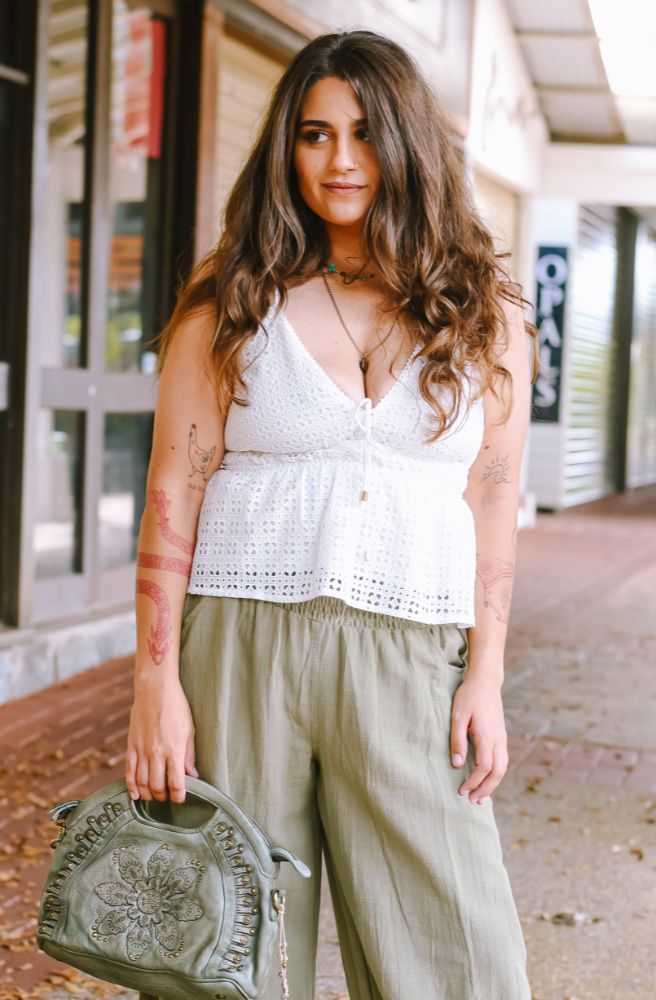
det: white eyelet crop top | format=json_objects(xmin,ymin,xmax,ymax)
[{"xmin": 187, "ymin": 290, "xmax": 485, "ymax": 626}]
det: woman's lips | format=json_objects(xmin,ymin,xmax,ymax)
[{"xmin": 323, "ymin": 183, "xmax": 365, "ymax": 194}]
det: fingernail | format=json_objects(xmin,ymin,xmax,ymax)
[
  {"xmin": 479, "ymin": 796, "xmax": 489, "ymax": 805},
  {"xmin": 452, "ymin": 753, "xmax": 464, "ymax": 766},
  {"xmin": 130, "ymin": 791, "xmax": 139, "ymax": 800}
]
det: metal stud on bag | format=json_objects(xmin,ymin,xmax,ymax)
[{"xmin": 138, "ymin": 892, "xmax": 293, "ymax": 1000}]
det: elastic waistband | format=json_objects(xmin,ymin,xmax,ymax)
[{"xmin": 268, "ymin": 595, "xmax": 435, "ymax": 630}]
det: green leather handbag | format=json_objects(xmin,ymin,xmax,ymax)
[{"xmin": 37, "ymin": 775, "xmax": 311, "ymax": 1000}]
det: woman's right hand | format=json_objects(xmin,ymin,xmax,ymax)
[{"xmin": 125, "ymin": 673, "xmax": 200, "ymax": 804}]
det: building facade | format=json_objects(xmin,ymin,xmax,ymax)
[
  {"xmin": 526, "ymin": 145, "xmax": 656, "ymax": 509},
  {"xmin": 1, "ymin": 0, "xmax": 206, "ymax": 697},
  {"xmin": 0, "ymin": 0, "xmax": 478, "ymax": 701},
  {"xmin": 1, "ymin": 0, "xmax": 654, "ymax": 703}
]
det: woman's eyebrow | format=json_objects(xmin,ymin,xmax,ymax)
[{"xmin": 298, "ymin": 118, "xmax": 368, "ymax": 128}]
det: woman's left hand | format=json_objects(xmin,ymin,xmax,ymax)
[{"xmin": 449, "ymin": 673, "xmax": 508, "ymax": 805}]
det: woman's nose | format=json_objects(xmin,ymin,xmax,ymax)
[{"xmin": 329, "ymin": 134, "xmax": 359, "ymax": 171}]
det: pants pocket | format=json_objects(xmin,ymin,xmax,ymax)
[
  {"xmin": 181, "ymin": 592, "xmax": 204, "ymax": 626},
  {"xmin": 444, "ymin": 624, "xmax": 468, "ymax": 673}
]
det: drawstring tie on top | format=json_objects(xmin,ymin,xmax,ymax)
[{"xmin": 354, "ymin": 397, "xmax": 373, "ymax": 502}]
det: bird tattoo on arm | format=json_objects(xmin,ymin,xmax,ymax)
[{"xmin": 188, "ymin": 423, "xmax": 216, "ymax": 483}]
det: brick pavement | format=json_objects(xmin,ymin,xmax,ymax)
[
  {"xmin": 0, "ymin": 656, "xmax": 134, "ymax": 996},
  {"xmin": 1, "ymin": 485, "xmax": 655, "ymax": 999}
]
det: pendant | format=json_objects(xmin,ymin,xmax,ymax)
[{"xmin": 359, "ymin": 356, "xmax": 368, "ymax": 374}]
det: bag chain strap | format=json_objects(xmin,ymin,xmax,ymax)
[{"xmin": 272, "ymin": 888, "xmax": 290, "ymax": 999}]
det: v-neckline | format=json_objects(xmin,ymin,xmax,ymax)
[{"xmin": 275, "ymin": 296, "xmax": 421, "ymax": 414}]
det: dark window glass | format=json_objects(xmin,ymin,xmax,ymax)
[
  {"xmin": 0, "ymin": 1, "xmax": 14, "ymax": 66},
  {"xmin": 41, "ymin": 0, "xmax": 89, "ymax": 368},
  {"xmin": 0, "ymin": 81, "xmax": 9, "ymax": 352},
  {"xmin": 105, "ymin": 2, "xmax": 169, "ymax": 374},
  {"xmin": 100, "ymin": 411, "xmax": 154, "ymax": 570},
  {"xmin": 34, "ymin": 410, "xmax": 85, "ymax": 578}
]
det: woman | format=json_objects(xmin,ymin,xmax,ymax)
[{"xmin": 126, "ymin": 29, "xmax": 536, "ymax": 1000}]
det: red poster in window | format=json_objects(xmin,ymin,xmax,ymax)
[{"xmin": 115, "ymin": 12, "xmax": 165, "ymax": 159}]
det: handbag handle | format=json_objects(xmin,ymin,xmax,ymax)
[
  {"xmin": 49, "ymin": 777, "xmax": 311, "ymax": 878},
  {"xmin": 128, "ymin": 777, "xmax": 311, "ymax": 878},
  {"xmin": 128, "ymin": 781, "xmax": 219, "ymax": 832}
]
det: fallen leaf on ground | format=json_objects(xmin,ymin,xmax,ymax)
[
  {"xmin": 510, "ymin": 838, "xmax": 528, "ymax": 849},
  {"xmin": 26, "ymin": 794, "xmax": 50, "ymax": 809},
  {"xmin": 550, "ymin": 910, "xmax": 603, "ymax": 926}
]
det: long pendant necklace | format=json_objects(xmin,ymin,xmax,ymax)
[{"xmin": 321, "ymin": 270, "xmax": 398, "ymax": 375}]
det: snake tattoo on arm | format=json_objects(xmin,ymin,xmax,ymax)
[{"xmin": 136, "ymin": 489, "xmax": 195, "ymax": 665}]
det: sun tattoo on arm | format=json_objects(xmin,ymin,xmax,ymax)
[{"xmin": 481, "ymin": 453, "xmax": 512, "ymax": 485}]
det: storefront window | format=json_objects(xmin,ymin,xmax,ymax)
[
  {"xmin": 25, "ymin": 0, "xmax": 185, "ymax": 627},
  {"xmin": 100, "ymin": 412, "xmax": 153, "ymax": 570},
  {"xmin": 34, "ymin": 410, "xmax": 85, "ymax": 578},
  {"xmin": 0, "ymin": 1, "xmax": 11, "ymax": 336},
  {"xmin": 0, "ymin": 80, "xmax": 9, "ymax": 350},
  {"xmin": 104, "ymin": 2, "xmax": 168, "ymax": 375},
  {"xmin": 42, "ymin": 1, "xmax": 89, "ymax": 369}
]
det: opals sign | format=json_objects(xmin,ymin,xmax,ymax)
[{"xmin": 531, "ymin": 246, "xmax": 568, "ymax": 423}]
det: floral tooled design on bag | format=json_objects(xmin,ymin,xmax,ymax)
[{"xmin": 91, "ymin": 843, "xmax": 206, "ymax": 960}]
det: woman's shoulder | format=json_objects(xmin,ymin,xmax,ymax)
[{"xmin": 160, "ymin": 300, "xmax": 218, "ymax": 374}]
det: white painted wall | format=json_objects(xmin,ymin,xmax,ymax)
[
  {"xmin": 467, "ymin": 0, "xmax": 548, "ymax": 195},
  {"xmin": 289, "ymin": 0, "xmax": 473, "ymax": 121},
  {"xmin": 544, "ymin": 144, "xmax": 656, "ymax": 206},
  {"xmin": 464, "ymin": 0, "xmax": 549, "ymax": 526}
]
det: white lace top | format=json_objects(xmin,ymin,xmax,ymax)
[{"xmin": 187, "ymin": 290, "xmax": 485, "ymax": 626}]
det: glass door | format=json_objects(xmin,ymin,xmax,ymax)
[
  {"xmin": 0, "ymin": 0, "xmax": 36, "ymax": 627},
  {"xmin": 21, "ymin": 0, "xmax": 189, "ymax": 626}
]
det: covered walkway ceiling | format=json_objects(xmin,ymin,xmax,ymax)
[{"xmin": 502, "ymin": 0, "xmax": 656, "ymax": 145}]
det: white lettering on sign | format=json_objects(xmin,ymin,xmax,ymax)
[
  {"xmin": 533, "ymin": 346, "xmax": 558, "ymax": 408},
  {"xmin": 532, "ymin": 248, "xmax": 568, "ymax": 422},
  {"xmin": 539, "ymin": 285, "xmax": 564, "ymax": 315},
  {"xmin": 536, "ymin": 253, "xmax": 568, "ymax": 286},
  {"xmin": 539, "ymin": 316, "xmax": 562, "ymax": 349}
]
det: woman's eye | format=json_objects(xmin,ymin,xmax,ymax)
[
  {"xmin": 303, "ymin": 130, "xmax": 330, "ymax": 143},
  {"xmin": 300, "ymin": 128, "xmax": 370, "ymax": 144}
]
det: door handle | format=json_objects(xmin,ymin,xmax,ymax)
[{"xmin": 0, "ymin": 361, "xmax": 9, "ymax": 411}]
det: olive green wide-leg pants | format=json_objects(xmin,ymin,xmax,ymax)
[{"xmin": 179, "ymin": 593, "xmax": 531, "ymax": 1000}]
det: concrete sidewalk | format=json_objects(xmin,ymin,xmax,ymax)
[{"xmin": 1, "ymin": 486, "xmax": 655, "ymax": 1000}]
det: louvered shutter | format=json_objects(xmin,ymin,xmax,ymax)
[
  {"xmin": 563, "ymin": 205, "xmax": 619, "ymax": 503},
  {"xmin": 627, "ymin": 225, "xmax": 656, "ymax": 487}
]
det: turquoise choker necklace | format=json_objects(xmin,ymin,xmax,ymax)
[{"xmin": 324, "ymin": 261, "xmax": 376, "ymax": 284}]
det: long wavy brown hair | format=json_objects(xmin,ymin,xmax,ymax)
[{"xmin": 156, "ymin": 29, "xmax": 537, "ymax": 441}]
